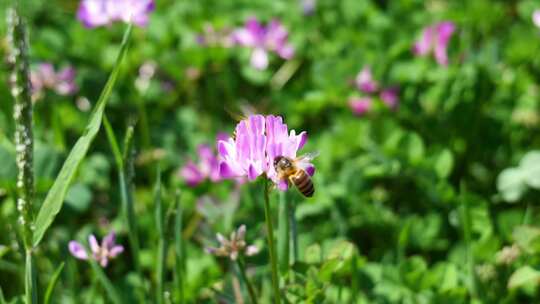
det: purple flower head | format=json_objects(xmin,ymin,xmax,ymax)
[
  {"xmin": 348, "ymin": 97, "xmax": 372, "ymax": 116},
  {"xmin": 68, "ymin": 231, "xmax": 124, "ymax": 267},
  {"xmin": 413, "ymin": 21, "xmax": 456, "ymax": 66},
  {"xmin": 301, "ymin": 0, "xmax": 316, "ymax": 16},
  {"xmin": 77, "ymin": 0, "xmax": 155, "ymax": 28},
  {"xmin": 533, "ymin": 10, "xmax": 540, "ymax": 29},
  {"xmin": 30, "ymin": 63, "xmax": 78, "ymax": 101},
  {"xmin": 179, "ymin": 140, "xmax": 223, "ymax": 187},
  {"xmin": 232, "ymin": 18, "xmax": 295, "ymax": 70},
  {"xmin": 206, "ymin": 225, "xmax": 259, "ymax": 261},
  {"xmin": 380, "ymin": 87, "xmax": 399, "ymax": 109},
  {"xmin": 355, "ymin": 66, "xmax": 378, "ymax": 93},
  {"xmin": 218, "ymin": 115, "xmax": 314, "ymax": 191}
]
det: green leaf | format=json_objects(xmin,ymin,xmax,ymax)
[
  {"xmin": 43, "ymin": 262, "xmax": 64, "ymax": 304},
  {"xmin": 32, "ymin": 24, "xmax": 132, "ymax": 247},
  {"xmin": 508, "ymin": 266, "xmax": 540, "ymax": 289},
  {"xmin": 512, "ymin": 225, "xmax": 540, "ymax": 254},
  {"xmin": 520, "ymin": 151, "xmax": 540, "ymax": 189},
  {"xmin": 435, "ymin": 149, "xmax": 454, "ymax": 179},
  {"xmin": 497, "ymin": 167, "xmax": 526, "ymax": 203}
]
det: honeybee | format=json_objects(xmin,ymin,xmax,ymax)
[{"xmin": 274, "ymin": 152, "xmax": 318, "ymax": 197}]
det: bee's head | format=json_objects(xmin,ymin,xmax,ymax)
[{"xmin": 274, "ymin": 156, "xmax": 292, "ymax": 171}]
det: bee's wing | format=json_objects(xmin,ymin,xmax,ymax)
[{"xmin": 296, "ymin": 151, "xmax": 319, "ymax": 162}]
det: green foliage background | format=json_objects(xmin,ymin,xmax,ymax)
[{"xmin": 1, "ymin": 0, "xmax": 540, "ymax": 303}]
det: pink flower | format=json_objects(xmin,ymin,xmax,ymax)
[
  {"xmin": 77, "ymin": 0, "xmax": 155, "ymax": 28},
  {"xmin": 206, "ymin": 225, "xmax": 259, "ymax": 261},
  {"xmin": 348, "ymin": 97, "xmax": 372, "ymax": 116},
  {"xmin": 179, "ymin": 143, "xmax": 222, "ymax": 187},
  {"xmin": 218, "ymin": 115, "xmax": 314, "ymax": 190},
  {"xmin": 413, "ymin": 21, "xmax": 456, "ymax": 66},
  {"xmin": 355, "ymin": 66, "xmax": 378, "ymax": 93},
  {"xmin": 30, "ymin": 63, "xmax": 78, "ymax": 101},
  {"xmin": 232, "ymin": 18, "xmax": 295, "ymax": 70},
  {"xmin": 68, "ymin": 231, "xmax": 124, "ymax": 267},
  {"xmin": 380, "ymin": 87, "xmax": 399, "ymax": 109},
  {"xmin": 533, "ymin": 10, "xmax": 540, "ymax": 28}
]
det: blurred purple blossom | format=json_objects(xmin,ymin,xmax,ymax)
[
  {"xmin": 206, "ymin": 225, "xmax": 259, "ymax": 261},
  {"xmin": 355, "ymin": 66, "xmax": 378, "ymax": 93},
  {"xmin": 179, "ymin": 143, "xmax": 222, "ymax": 187},
  {"xmin": 218, "ymin": 115, "xmax": 314, "ymax": 190},
  {"xmin": 534, "ymin": 10, "xmax": 540, "ymax": 28},
  {"xmin": 68, "ymin": 231, "xmax": 124, "ymax": 267},
  {"xmin": 232, "ymin": 18, "xmax": 295, "ymax": 70},
  {"xmin": 77, "ymin": 0, "xmax": 155, "ymax": 28},
  {"xmin": 348, "ymin": 97, "xmax": 372, "ymax": 116},
  {"xmin": 30, "ymin": 63, "xmax": 78, "ymax": 101},
  {"xmin": 135, "ymin": 60, "xmax": 157, "ymax": 92},
  {"xmin": 413, "ymin": 21, "xmax": 456, "ymax": 66},
  {"xmin": 301, "ymin": 0, "xmax": 316, "ymax": 15},
  {"xmin": 380, "ymin": 87, "xmax": 399, "ymax": 109}
]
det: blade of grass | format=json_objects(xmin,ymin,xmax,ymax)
[
  {"xmin": 174, "ymin": 190, "xmax": 185, "ymax": 304},
  {"xmin": 44, "ymin": 262, "xmax": 64, "ymax": 304},
  {"xmin": 32, "ymin": 23, "xmax": 133, "ymax": 247},
  {"xmin": 0, "ymin": 286, "xmax": 5, "ymax": 304},
  {"xmin": 154, "ymin": 167, "xmax": 166, "ymax": 304}
]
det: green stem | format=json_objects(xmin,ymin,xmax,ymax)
[
  {"xmin": 263, "ymin": 179, "xmax": 281, "ymax": 304},
  {"xmin": 25, "ymin": 250, "xmax": 37, "ymax": 304},
  {"xmin": 174, "ymin": 190, "xmax": 185, "ymax": 304},
  {"xmin": 277, "ymin": 191, "xmax": 289, "ymax": 278},
  {"xmin": 460, "ymin": 185, "xmax": 478, "ymax": 298},
  {"xmin": 523, "ymin": 202, "xmax": 533, "ymax": 225},
  {"xmin": 136, "ymin": 102, "xmax": 151, "ymax": 149},
  {"xmin": 154, "ymin": 168, "xmax": 166, "ymax": 304},
  {"xmin": 237, "ymin": 258, "xmax": 258, "ymax": 304}
]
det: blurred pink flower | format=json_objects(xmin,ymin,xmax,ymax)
[
  {"xmin": 31, "ymin": 63, "xmax": 78, "ymax": 101},
  {"xmin": 218, "ymin": 115, "xmax": 314, "ymax": 190},
  {"xmin": 68, "ymin": 231, "xmax": 124, "ymax": 267},
  {"xmin": 413, "ymin": 21, "xmax": 456, "ymax": 66},
  {"xmin": 206, "ymin": 225, "xmax": 259, "ymax": 261},
  {"xmin": 232, "ymin": 17, "xmax": 295, "ymax": 70},
  {"xmin": 348, "ymin": 97, "xmax": 372, "ymax": 116},
  {"xmin": 180, "ymin": 144, "xmax": 222, "ymax": 187},
  {"xmin": 533, "ymin": 10, "xmax": 540, "ymax": 28},
  {"xmin": 355, "ymin": 66, "xmax": 378, "ymax": 93},
  {"xmin": 77, "ymin": 0, "xmax": 155, "ymax": 28},
  {"xmin": 380, "ymin": 87, "xmax": 399, "ymax": 109}
]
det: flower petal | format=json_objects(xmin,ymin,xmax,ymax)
[
  {"xmin": 89, "ymin": 234, "xmax": 100, "ymax": 254},
  {"xmin": 68, "ymin": 241, "xmax": 89, "ymax": 260},
  {"xmin": 250, "ymin": 48, "xmax": 269, "ymax": 70},
  {"xmin": 109, "ymin": 245, "xmax": 124, "ymax": 258}
]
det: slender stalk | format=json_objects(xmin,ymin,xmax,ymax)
[
  {"xmin": 154, "ymin": 168, "xmax": 166, "ymax": 304},
  {"xmin": 237, "ymin": 258, "xmax": 258, "ymax": 304},
  {"xmin": 174, "ymin": 190, "xmax": 185, "ymax": 304},
  {"xmin": 7, "ymin": 6, "xmax": 37, "ymax": 304},
  {"xmin": 89, "ymin": 257, "xmax": 122, "ymax": 304},
  {"xmin": 523, "ymin": 202, "xmax": 533, "ymax": 225},
  {"xmin": 459, "ymin": 184, "xmax": 478, "ymax": 298},
  {"xmin": 103, "ymin": 118, "xmax": 142, "ymax": 279},
  {"xmin": 263, "ymin": 179, "xmax": 281, "ymax": 303},
  {"xmin": 277, "ymin": 191, "xmax": 289, "ymax": 278}
]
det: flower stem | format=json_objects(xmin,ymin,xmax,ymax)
[
  {"xmin": 237, "ymin": 258, "xmax": 258, "ymax": 304},
  {"xmin": 263, "ymin": 179, "xmax": 281, "ymax": 303},
  {"xmin": 7, "ymin": 6, "xmax": 37, "ymax": 304}
]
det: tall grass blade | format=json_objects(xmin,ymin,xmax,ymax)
[
  {"xmin": 174, "ymin": 190, "xmax": 185, "ymax": 304},
  {"xmin": 154, "ymin": 167, "xmax": 166, "ymax": 304},
  {"xmin": 32, "ymin": 24, "xmax": 133, "ymax": 247},
  {"xmin": 44, "ymin": 262, "xmax": 64, "ymax": 304}
]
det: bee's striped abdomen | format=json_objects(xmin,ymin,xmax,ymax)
[{"xmin": 291, "ymin": 170, "xmax": 314, "ymax": 197}]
